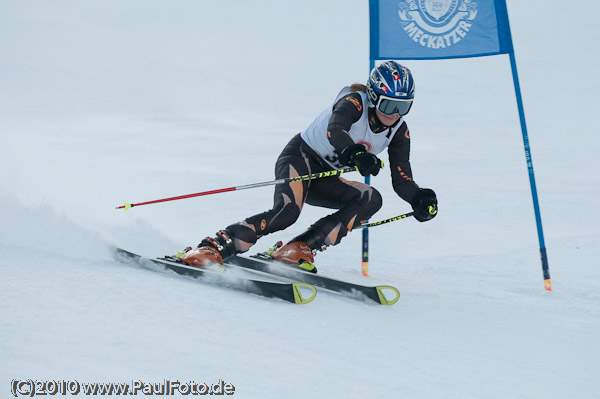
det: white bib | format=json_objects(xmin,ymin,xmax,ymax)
[{"xmin": 300, "ymin": 87, "xmax": 404, "ymax": 168}]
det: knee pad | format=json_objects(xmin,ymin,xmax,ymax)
[
  {"xmin": 365, "ymin": 187, "xmax": 383, "ymax": 217},
  {"xmin": 354, "ymin": 186, "xmax": 382, "ymax": 220}
]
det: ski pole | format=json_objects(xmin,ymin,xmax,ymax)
[
  {"xmin": 116, "ymin": 167, "xmax": 357, "ymax": 210},
  {"xmin": 360, "ymin": 203, "xmax": 438, "ymax": 228},
  {"xmin": 359, "ymin": 212, "xmax": 414, "ymax": 228}
]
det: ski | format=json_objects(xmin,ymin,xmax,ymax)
[
  {"xmin": 113, "ymin": 248, "xmax": 316, "ymax": 304},
  {"xmin": 227, "ymin": 254, "xmax": 400, "ymax": 305}
]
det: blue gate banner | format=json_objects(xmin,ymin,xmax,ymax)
[{"xmin": 370, "ymin": 0, "xmax": 514, "ymax": 60}]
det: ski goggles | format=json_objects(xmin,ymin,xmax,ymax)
[{"xmin": 376, "ymin": 96, "xmax": 413, "ymax": 116}]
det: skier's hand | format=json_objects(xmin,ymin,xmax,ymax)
[
  {"xmin": 411, "ymin": 188, "xmax": 438, "ymax": 222},
  {"xmin": 339, "ymin": 144, "xmax": 383, "ymax": 177}
]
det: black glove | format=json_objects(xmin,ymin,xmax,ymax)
[
  {"xmin": 339, "ymin": 144, "xmax": 382, "ymax": 177},
  {"xmin": 411, "ymin": 188, "xmax": 438, "ymax": 222}
]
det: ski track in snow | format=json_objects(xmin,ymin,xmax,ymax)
[{"xmin": 1, "ymin": 1, "xmax": 599, "ymax": 398}]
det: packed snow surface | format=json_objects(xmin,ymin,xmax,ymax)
[{"xmin": 1, "ymin": 1, "xmax": 598, "ymax": 398}]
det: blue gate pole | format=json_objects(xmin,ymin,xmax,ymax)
[
  {"xmin": 362, "ymin": 59, "xmax": 376, "ymax": 277},
  {"xmin": 509, "ymin": 52, "xmax": 552, "ymax": 291},
  {"xmin": 362, "ymin": 174, "xmax": 370, "ymax": 277}
]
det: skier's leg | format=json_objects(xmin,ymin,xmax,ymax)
[
  {"xmin": 181, "ymin": 136, "xmax": 325, "ymax": 267},
  {"xmin": 225, "ymin": 157, "xmax": 311, "ymax": 253},
  {"xmin": 270, "ymin": 177, "xmax": 382, "ymax": 266},
  {"xmin": 306, "ymin": 177, "xmax": 382, "ymax": 247}
]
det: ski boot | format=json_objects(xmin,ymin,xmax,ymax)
[
  {"xmin": 178, "ymin": 230, "xmax": 236, "ymax": 271},
  {"xmin": 269, "ymin": 229, "xmax": 325, "ymax": 274}
]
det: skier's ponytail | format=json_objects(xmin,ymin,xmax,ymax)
[{"xmin": 349, "ymin": 83, "xmax": 366, "ymax": 93}]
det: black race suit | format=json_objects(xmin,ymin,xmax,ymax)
[{"xmin": 225, "ymin": 91, "xmax": 420, "ymax": 253}]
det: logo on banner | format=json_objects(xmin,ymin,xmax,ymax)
[{"xmin": 398, "ymin": 0, "xmax": 478, "ymax": 49}]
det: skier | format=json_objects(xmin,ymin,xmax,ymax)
[{"xmin": 180, "ymin": 60, "xmax": 438, "ymax": 272}]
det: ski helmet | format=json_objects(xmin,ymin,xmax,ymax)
[{"xmin": 366, "ymin": 61, "xmax": 415, "ymax": 116}]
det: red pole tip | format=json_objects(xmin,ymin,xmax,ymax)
[{"xmin": 544, "ymin": 279, "xmax": 552, "ymax": 291}]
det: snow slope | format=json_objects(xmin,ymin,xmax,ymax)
[{"xmin": 1, "ymin": 1, "xmax": 599, "ymax": 398}]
